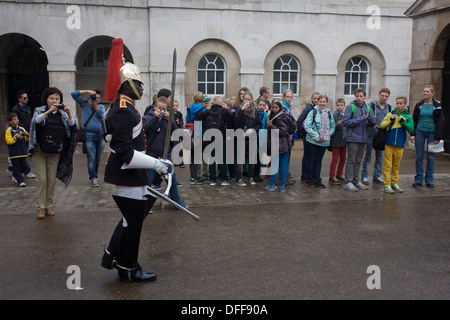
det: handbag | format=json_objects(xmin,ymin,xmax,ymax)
[{"xmin": 77, "ymin": 109, "xmax": 96, "ymax": 142}]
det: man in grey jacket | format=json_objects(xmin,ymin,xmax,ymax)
[{"xmin": 342, "ymin": 88, "xmax": 376, "ymax": 191}]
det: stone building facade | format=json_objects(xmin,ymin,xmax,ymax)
[
  {"xmin": 405, "ymin": 0, "xmax": 450, "ymax": 148},
  {"xmin": 0, "ymin": 0, "xmax": 417, "ymax": 137}
]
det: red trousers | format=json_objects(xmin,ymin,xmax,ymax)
[{"xmin": 329, "ymin": 146, "xmax": 347, "ymax": 178}]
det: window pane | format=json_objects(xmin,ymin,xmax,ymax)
[
  {"xmin": 274, "ymin": 83, "xmax": 280, "ymax": 94},
  {"xmin": 216, "ymin": 83, "xmax": 224, "ymax": 94},
  {"xmin": 290, "ymin": 83, "xmax": 297, "ymax": 94},
  {"xmin": 290, "ymin": 72, "xmax": 297, "ymax": 82},
  {"xmin": 273, "ymin": 71, "xmax": 280, "ymax": 82},
  {"xmin": 207, "ymin": 83, "xmax": 214, "ymax": 94},
  {"xmin": 207, "ymin": 71, "xmax": 215, "ymax": 81},
  {"xmin": 198, "ymin": 71, "xmax": 205, "ymax": 82},
  {"xmin": 345, "ymin": 84, "xmax": 350, "ymax": 95},
  {"xmin": 360, "ymin": 73, "xmax": 367, "ymax": 84},
  {"xmin": 352, "ymin": 73, "xmax": 359, "ymax": 83},
  {"xmin": 282, "ymin": 72, "xmax": 289, "ymax": 81},
  {"xmin": 345, "ymin": 72, "xmax": 350, "ymax": 83},
  {"xmin": 198, "ymin": 83, "xmax": 205, "ymax": 93},
  {"xmin": 198, "ymin": 57, "xmax": 207, "ymax": 69},
  {"xmin": 216, "ymin": 71, "xmax": 224, "ymax": 82}
]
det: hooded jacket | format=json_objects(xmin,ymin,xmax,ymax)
[{"xmin": 380, "ymin": 108, "xmax": 414, "ymax": 148}]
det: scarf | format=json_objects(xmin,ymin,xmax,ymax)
[
  {"xmin": 319, "ymin": 109, "xmax": 330, "ymax": 141},
  {"xmin": 243, "ymin": 103, "xmax": 255, "ymax": 118}
]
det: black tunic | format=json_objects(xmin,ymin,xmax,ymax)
[{"xmin": 104, "ymin": 95, "xmax": 150, "ymax": 186}]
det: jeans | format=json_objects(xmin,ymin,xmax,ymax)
[
  {"xmin": 414, "ymin": 129, "xmax": 435, "ymax": 184},
  {"xmin": 269, "ymin": 151, "xmax": 289, "ymax": 186},
  {"xmin": 361, "ymin": 136, "xmax": 384, "ymax": 179},
  {"xmin": 303, "ymin": 140, "xmax": 326, "ymax": 180},
  {"xmin": 84, "ymin": 133, "xmax": 105, "ymax": 180}
]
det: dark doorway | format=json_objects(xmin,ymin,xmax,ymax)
[{"xmin": 3, "ymin": 34, "xmax": 49, "ymax": 112}]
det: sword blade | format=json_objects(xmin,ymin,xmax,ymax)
[
  {"xmin": 163, "ymin": 48, "xmax": 177, "ymax": 160},
  {"xmin": 147, "ymin": 186, "xmax": 200, "ymax": 221}
]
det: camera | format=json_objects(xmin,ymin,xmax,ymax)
[
  {"xmin": 56, "ymin": 104, "xmax": 65, "ymax": 109},
  {"xmin": 160, "ymin": 109, "xmax": 166, "ymax": 115},
  {"xmin": 90, "ymin": 94, "xmax": 97, "ymax": 101},
  {"xmin": 245, "ymin": 100, "xmax": 250, "ymax": 105}
]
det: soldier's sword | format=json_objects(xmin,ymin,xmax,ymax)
[{"xmin": 162, "ymin": 48, "xmax": 177, "ymax": 160}]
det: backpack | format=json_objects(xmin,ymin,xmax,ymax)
[
  {"xmin": 185, "ymin": 106, "xmax": 206, "ymax": 132},
  {"xmin": 203, "ymin": 109, "xmax": 223, "ymax": 131},
  {"xmin": 350, "ymin": 103, "xmax": 371, "ymax": 118},
  {"xmin": 296, "ymin": 104, "xmax": 313, "ymax": 138},
  {"xmin": 286, "ymin": 111, "xmax": 297, "ymax": 135}
]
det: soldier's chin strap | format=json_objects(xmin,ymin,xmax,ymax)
[{"xmin": 128, "ymin": 79, "xmax": 141, "ymax": 100}]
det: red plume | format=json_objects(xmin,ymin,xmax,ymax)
[{"xmin": 105, "ymin": 38, "xmax": 124, "ymax": 101}]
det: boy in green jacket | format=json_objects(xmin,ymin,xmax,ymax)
[{"xmin": 380, "ymin": 96, "xmax": 414, "ymax": 194}]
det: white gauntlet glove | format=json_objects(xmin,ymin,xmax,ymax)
[{"xmin": 121, "ymin": 150, "xmax": 170, "ymax": 174}]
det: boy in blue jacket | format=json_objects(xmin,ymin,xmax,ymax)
[{"xmin": 342, "ymin": 88, "xmax": 376, "ymax": 191}]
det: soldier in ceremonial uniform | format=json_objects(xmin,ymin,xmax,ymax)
[{"xmin": 100, "ymin": 38, "xmax": 169, "ymax": 282}]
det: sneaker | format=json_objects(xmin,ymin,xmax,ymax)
[
  {"xmin": 355, "ymin": 182, "xmax": 368, "ymax": 190},
  {"xmin": 19, "ymin": 182, "xmax": 26, "ymax": 187},
  {"xmin": 265, "ymin": 184, "xmax": 275, "ymax": 192},
  {"xmin": 361, "ymin": 177, "xmax": 369, "ymax": 185},
  {"xmin": 391, "ymin": 184, "xmax": 403, "ymax": 193},
  {"xmin": 275, "ymin": 185, "xmax": 286, "ymax": 192},
  {"xmin": 300, "ymin": 174, "xmax": 307, "ymax": 182},
  {"xmin": 315, "ymin": 179, "xmax": 326, "ymax": 188},
  {"xmin": 236, "ymin": 179, "xmax": 246, "ymax": 187},
  {"xmin": 12, "ymin": 176, "xmax": 17, "ymax": 184},
  {"xmin": 221, "ymin": 181, "xmax": 230, "ymax": 186},
  {"xmin": 373, "ymin": 177, "xmax": 383, "ymax": 184},
  {"xmin": 253, "ymin": 176, "xmax": 263, "ymax": 182},
  {"xmin": 210, "ymin": 181, "xmax": 217, "ymax": 186},
  {"xmin": 426, "ymin": 184, "xmax": 434, "ymax": 189},
  {"xmin": 383, "ymin": 185, "xmax": 395, "ymax": 194},
  {"xmin": 336, "ymin": 176, "xmax": 345, "ymax": 182},
  {"xmin": 249, "ymin": 178, "xmax": 256, "ymax": 185},
  {"xmin": 304, "ymin": 180, "xmax": 316, "ymax": 188},
  {"xmin": 177, "ymin": 182, "xmax": 183, "ymax": 188},
  {"xmin": 412, "ymin": 182, "xmax": 422, "ymax": 187},
  {"xmin": 344, "ymin": 182, "xmax": 358, "ymax": 192},
  {"xmin": 179, "ymin": 202, "xmax": 188, "ymax": 209},
  {"xmin": 91, "ymin": 178, "xmax": 100, "ymax": 187},
  {"xmin": 25, "ymin": 172, "xmax": 36, "ymax": 178},
  {"xmin": 329, "ymin": 177, "xmax": 341, "ymax": 185},
  {"xmin": 189, "ymin": 178, "xmax": 196, "ymax": 185}
]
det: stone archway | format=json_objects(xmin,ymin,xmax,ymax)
[{"xmin": 0, "ymin": 33, "xmax": 48, "ymax": 139}]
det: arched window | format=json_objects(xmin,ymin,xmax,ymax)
[
  {"xmin": 197, "ymin": 53, "xmax": 226, "ymax": 96},
  {"xmin": 344, "ymin": 56, "xmax": 369, "ymax": 95},
  {"xmin": 273, "ymin": 55, "xmax": 300, "ymax": 96},
  {"xmin": 82, "ymin": 46, "xmax": 110, "ymax": 68}
]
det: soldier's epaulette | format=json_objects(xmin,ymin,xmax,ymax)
[{"xmin": 119, "ymin": 95, "xmax": 134, "ymax": 108}]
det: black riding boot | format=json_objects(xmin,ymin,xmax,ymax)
[{"xmin": 109, "ymin": 195, "xmax": 157, "ymax": 282}]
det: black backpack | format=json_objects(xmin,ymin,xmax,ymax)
[{"xmin": 203, "ymin": 109, "xmax": 223, "ymax": 131}]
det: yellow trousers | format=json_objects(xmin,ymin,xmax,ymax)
[{"xmin": 383, "ymin": 144, "xmax": 404, "ymax": 185}]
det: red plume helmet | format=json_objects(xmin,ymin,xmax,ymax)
[{"xmin": 105, "ymin": 38, "xmax": 124, "ymax": 101}]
